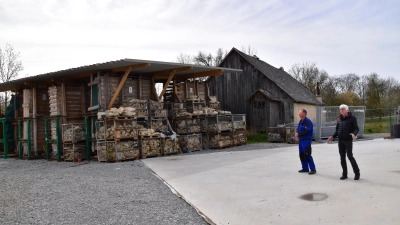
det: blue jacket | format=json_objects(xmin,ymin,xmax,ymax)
[{"xmin": 297, "ymin": 117, "xmax": 313, "ymax": 140}]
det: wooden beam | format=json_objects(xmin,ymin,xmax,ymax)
[
  {"xmin": 107, "ymin": 66, "xmax": 133, "ymax": 110},
  {"xmin": 143, "ymin": 66, "xmax": 193, "ymax": 77},
  {"xmin": 154, "ymin": 69, "xmax": 223, "ymax": 80},
  {"xmin": 158, "ymin": 69, "xmax": 176, "ymax": 101},
  {"xmin": 65, "ymin": 72, "xmax": 93, "ymax": 80},
  {"xmin": 110, "ymin": 63, "xmax": 150, "ymax": 73}
]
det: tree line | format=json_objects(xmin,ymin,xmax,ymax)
[{"xmin": 288, "ymin": 62, "xmax": 400, "ymax": 119}]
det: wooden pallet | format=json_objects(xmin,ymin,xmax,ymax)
[{"xmin": 140, "ymin": 134, "xmax": 161, "ymax": 138}]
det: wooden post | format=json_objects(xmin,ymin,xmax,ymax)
[
  {"xmin": 138, "ymin": 74, "xmax": 142, "ymax": 100},
  {"xmin": 158, "ymin": 69, "xmax": 176, "ymax": 101},
  {"xmin": 32, "ymin": 86, "xmax": 37, "ymax": 154},
  {"xmin": 61, "ymin": 81, "xmax": 67, "ymax": 123},
  {"xmin": 108, "ymin": 66, "xmax": 132, "ymax": 110}
]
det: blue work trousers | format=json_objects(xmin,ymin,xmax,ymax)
[{"xmin": 299, "ymin": 139, "xmax": 316, "ymax": 171}]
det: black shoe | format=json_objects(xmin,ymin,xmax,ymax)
[
  {"xmin": 340, "ymin": 175, "xmax": 348, "ymax": 180},
  {"xmin": 308, "ymin": 170, "xmax": 317, "ymax": 175},
  {"xmin": 298, "ymin": 169, "xmax": 309, "ymax": 173},
  {"xmin": 354, "ymin": 174, "xmax": 360, "ymax": 180}
]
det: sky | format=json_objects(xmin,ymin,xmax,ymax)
[{"xmin": 1, "ymin": 0, "xmax": 399, "ymax": 80}]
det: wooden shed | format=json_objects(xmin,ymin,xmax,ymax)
[
  {"xmin": 0, "ymin": 58, "xmax": 240, "ymax": 159},
  {"xmin": 207, "ymin": 48, "xmax": 323, "ymax": 132}
]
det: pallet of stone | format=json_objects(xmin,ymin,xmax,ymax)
[
  {"xmin": 150, "ymin": 118, "xmax": 169, "ymax": 132},
  {"xmin": 286, "ymin": 127, "xmax": 298, "ymax": 144},
  {"xmin": 148, "ymin": 100, "xmax": 164, "ymax": 109},
  {"xmin": 96, "ymin": 119, "xmax": 148, "ymax": 141},
  {"xmin": 135, "ymin": 109, "xmax": 149, "ymax": 118},
  {"xmin": 63, "ymin": 143, "xmax": 86, "ymax": 162},
  {"xmin": 62, "ymin": 123, "xmax": 86, "ymax": 143},
  {"xmin": 233, "ymin": 129, "xmax": 247, "ymax": 146},
  {"xmin": 186, "ymin": 100, "xmax": 206, "ymax": 114},
  {"xmin": 96, "ymin": 141, "xmax": 140, "ymax": 162},
  {"xmin": 140, "ymin": 136, "xmax": 162, "ymax": 159},
  {"xmin": 175, "ymin": 118, "xmax": 201, "ymax": 134},
  {"xmin": 207, "ymin": 131, "xmax": 233, "ymax": 149},
  {"xmin": 206, "ymin": 115, "xmax": 233, "ymax": 133},
  {"xmin": 207, "ymin": 101, "xmax": 220, "ymax": 110},
  {"xmin": 115, "ymin": 140, "xmax": 140, "ymax": 161},
  {"xmin": 96, "ymin": 141, "xmax": 115, "ymax": 162},
  {"xmin": 121, "ymin": 98, "xmax": 148, "ymax": 109},
  {"xmin": 232, "ymin": 114, "xmax": 246, "ymax": 130},
  {"xmin": 267, "ymin": 127, "xmax": 286, "ymax": 143},
  {"xmin": 149, "ymin": 109, "xmax": 168, "ymax": 118},
  {"xmin": 161, "ymin": 137, "xmax": 180, "ymax": 156},
  {"xmin": 196, "ymin": 116, "xmax": 207, "ymax": 133},
  {"xmin": 177, "ymin": 133, "xmax": 202, "ymax": 153}
]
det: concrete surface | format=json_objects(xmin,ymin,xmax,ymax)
[{"xmin": 143, "ymin": 139, "xmax": 400, "ymax": 225}]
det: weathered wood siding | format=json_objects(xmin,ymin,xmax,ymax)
[
  {"xmin": 207, "ymin": 51, "xmax": 296, "ymax": 132},
  {"xmin": 35, "ymin": 85, "xmax": 50, "ymax": 148}
]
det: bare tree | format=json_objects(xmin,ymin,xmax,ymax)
[
  {"xmin": 0, "ymin": 44, "xmax": 23, "ymax": 113},
  {"xmin": 176, "ymin": 53, "xmax": 193, "ymax": 64},
  {"xmin": 241, "ymin": 45, "xmax": 257, "ymax": 56},
  {"xmin": 289, "ymin": 62, "xmax": 329, "ymax": 94},
  {"xmin": 214, "ymin": 48, "xmax": 227, "ymax": 66},
  {"xmin": 336, "ymin": 73, "xmax": 360, "ymax": 93},
  {"xmin": 193, "ymin": 51, "xmax": 214, "ymax": 66}
]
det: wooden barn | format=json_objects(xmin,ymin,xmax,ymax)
[
  {"xmin": 0, "ymin": 58, "xmax": 241, "ymax": 160},
  {"xmin": 207, "ymin": 48, "xmax": 323, "ymax": 132}
]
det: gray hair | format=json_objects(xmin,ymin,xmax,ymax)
[{"xmin": 339, "ymin": 104, "xmax": 349, "ymax": 110}]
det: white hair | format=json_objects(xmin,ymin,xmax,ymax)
[{"xmin": 339, "ymin": 104, "xmax": 349, "ymax": 110}]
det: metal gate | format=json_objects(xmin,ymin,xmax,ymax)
[{"xmin": 315, "ymin": 106, "xmax": 366, "ymax": 140}]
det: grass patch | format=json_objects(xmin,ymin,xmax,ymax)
[
  {"xmin": 364, "ymin": 116, "xmax": 397, "ymax": 133},
  {"xmin": 247, "ymin": 132, "xmax": 268, "ymax": 144}
]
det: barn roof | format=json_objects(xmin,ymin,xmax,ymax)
[
  {"xmin": 248, "ymin": 88, "xmax": 280, "ymax": 101},
  {"xmin": 0, "ymin": 58, "xmax": 242, "ymax": 92},
  {"xmin": 223, "ymin": 48, "xmax": 323, "ymax": 105}
]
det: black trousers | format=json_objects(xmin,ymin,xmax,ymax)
[{"xmin": 338, "ymin": 139, "xmax": 360, "ymax": 175}]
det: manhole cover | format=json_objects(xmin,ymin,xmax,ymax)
[{"xmin": 300, "ymin": 193, "xmax": 328, "ymax": 201}]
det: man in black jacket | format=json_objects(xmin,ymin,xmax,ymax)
[{"xmin": 328, "ymin": 104, "xmax": 360, "ymax": 180}]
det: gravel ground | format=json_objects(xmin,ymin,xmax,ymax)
[
  {"xmin": 0, "ymin": 159, "xmax": 208, "ymax": 225},
  {"xmin": 0, "ymin": 133, "xmax": 389, "ymax": 225}
]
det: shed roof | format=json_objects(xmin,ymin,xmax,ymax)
[
  {"xmin": 0, "ymin": 58, "xmax": 242, "ymax": 92},
  {"xmin": 248, "ymin": 88, "xmax": 280, "ymax": 101},
  {"xmin": 223, "ymin": 48, "xmax": 322, "ymax": 105}
]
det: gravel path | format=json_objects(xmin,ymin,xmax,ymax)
[{"xmin": 0, "ymin": 159, "xmax": 208, "ymax": 225}]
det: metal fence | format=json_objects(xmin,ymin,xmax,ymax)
[{"xmin": 315, "ymin": 106, "xmax": 366, "ymax": 140}]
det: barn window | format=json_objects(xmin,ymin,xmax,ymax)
[{"xmin": 253, "ymin": 101, "xmax": 266, "ymax": 108}]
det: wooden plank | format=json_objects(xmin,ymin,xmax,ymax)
[
  {"xmin": 138, "ymin": 75, "xmax": 142, "ymax": 99},
  {"xmin": 61, "ymin": 82, "xmax": 67, "ymax": 123},
  {"xmin": 158, "ymin": 69, "xmax": 176, "ymax": 100},
  {"xmin": 32, "ymin": 86, "xmax": 37, "ymax": 154},
  {"xmin": 87, "ymin": 77, "xmax": 100, "ymax": 86},
  {"xmin": 108, "ymin": 66, "xmax": 133, "ymax": 110}
]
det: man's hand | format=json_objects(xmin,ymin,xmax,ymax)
[
  {"xmin": 295, "ymin": 133, "xmax": 299, "ymax": 141},
  {"xmin": 350, "ymin": 133, "xmax": 355, "ymax": 140},
  {"xmin": 327, "ymin": 136, "xmax": 333, "ymax": 142}
]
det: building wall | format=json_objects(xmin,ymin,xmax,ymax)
[
  {"xmin": 293, "ymin": 103, "xmax": 317, "ymax": 122},
  {"xmin": 207, "ymin": 51, "xmax": 296, "ymax": 131}
]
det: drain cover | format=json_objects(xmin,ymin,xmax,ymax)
[{"xmin": 300, "ymin": 193, "xmax": 328, "ymax": 201}]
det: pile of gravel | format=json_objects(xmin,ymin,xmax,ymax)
[{"xmin": 0, "ymin": 159, "xmax": 207, "ymax": 225}]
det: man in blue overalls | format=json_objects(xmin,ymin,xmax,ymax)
[{"xmin": 295, "ymin": 109, "xmax": 316, "ymax": 175}]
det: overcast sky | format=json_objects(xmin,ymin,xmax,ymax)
[{"xmin": 1, "ymin": 0, "xmax": 399, "ymax": 80}]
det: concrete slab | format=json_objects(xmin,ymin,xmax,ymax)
[{"xmin": 143, "ymin": 139, "xmax": 400, "ymax": 225}]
